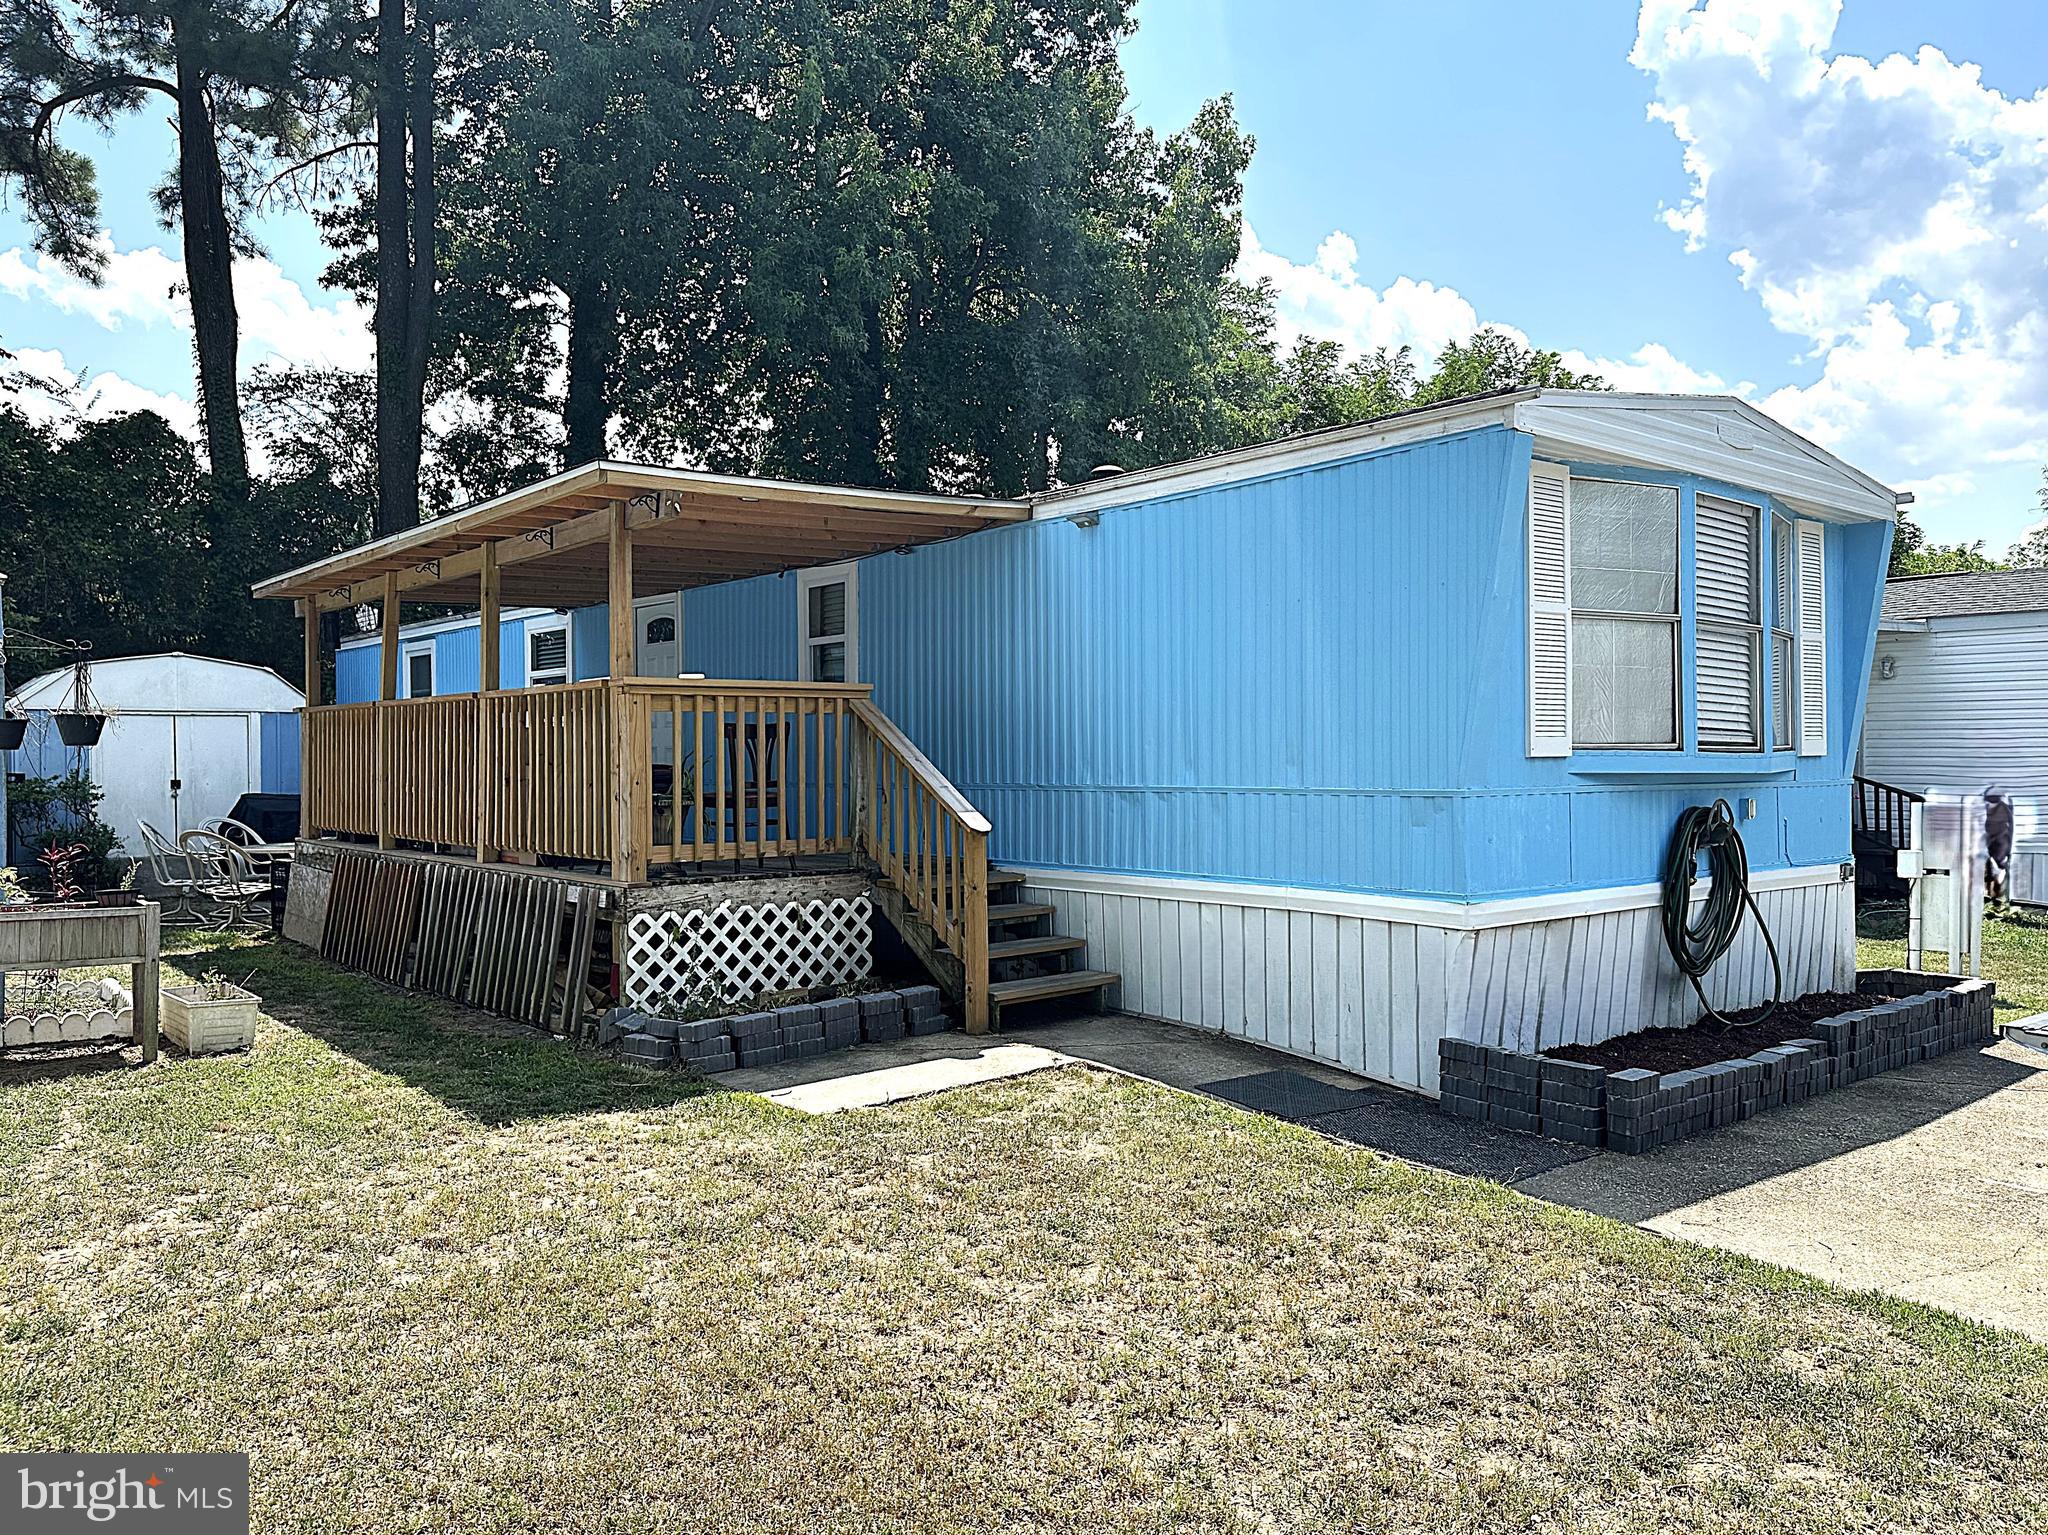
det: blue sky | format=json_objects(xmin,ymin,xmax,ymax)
[{"xmin": 5, "ymin": 0, "xmax": 2046, "ymax": 550}]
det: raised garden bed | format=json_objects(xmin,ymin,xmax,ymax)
[
  {"xmin": 598, "ymin": 985, "xmax": 951, "ymax": 1075},
  {"xmin": 1439, "ymin": 970, "xmax": 1997, "ymax": 1154}
]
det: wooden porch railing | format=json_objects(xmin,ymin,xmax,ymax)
[
  {"xmin": 299, "ymin": 677, "xmax": 992, "ymax": 1031},
  {"xmin": 1854, "ymin": 775, "xmax": 1924, "ymax": 852},
  {"xmin": 618, "ymin": 680, "xmax": 866, "ymax": 870},
  {"xmin": 848, "ymin": 699, "xmax": 990, "ymax": 1033}
]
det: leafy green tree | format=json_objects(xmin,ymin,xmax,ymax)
[{"xmin": 0, "ymin": 0, "xmax": 345, "ymax": 506}]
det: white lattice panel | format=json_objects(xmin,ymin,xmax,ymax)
[{"xmin": 623, "ymin": 895, "xmax": 872, "ymax": 1010}]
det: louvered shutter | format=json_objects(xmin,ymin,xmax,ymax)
[
  {"xmin": 1695, "ymin": 495, "xmax": 1759, "ymax": 749},
  {"xmin": 1796, "ymin": 519, "xmax": 1828, "ymax": 756},
  {"xmin": 1526, "ymin": 461, "xmax": 1572, "ymax": 758}
]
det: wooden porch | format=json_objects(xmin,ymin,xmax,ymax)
[
  {"xmin": 297, "ymin": 677, "xmax": 997, "ymax": 1028},
  {"xmin": 256, "ymin": 461, "xmax": 1111, "ymax": 1036}
]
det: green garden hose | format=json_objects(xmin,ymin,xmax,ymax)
[{"xmin": 1660, "ymin": 799, "xmax": 1782, "ymax": 1030}]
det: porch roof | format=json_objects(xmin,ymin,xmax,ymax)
[{"xmin": 252, "ymin": 461, "xmax": 1029, "ymax": 611}]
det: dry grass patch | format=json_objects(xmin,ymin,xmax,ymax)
[{"xmin": 1, "ymin": 937, "xmax": 2044, "ymax": 1533}]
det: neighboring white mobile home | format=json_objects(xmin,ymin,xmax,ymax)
[{"xmin": 1862, "ymin": 569, "xmax": 2048, "ymax": 904}]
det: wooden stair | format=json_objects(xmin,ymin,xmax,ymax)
[{"xmin": 872, "ymin": 866, "xmax": 1120, "ymax": 1028}]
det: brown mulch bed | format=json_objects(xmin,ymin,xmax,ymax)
[{"xmin": 1543, "ymin": 990, "xmax": 1893, "ymax": 1075}]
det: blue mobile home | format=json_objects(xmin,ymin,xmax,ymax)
[{"xmin": 309, "ymin": 390, "xmax": 1898, "ymax": 1091}]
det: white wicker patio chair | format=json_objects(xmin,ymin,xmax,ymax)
[
  {"xmin": 136, "ymin": 820, "xmax": 206, "ymax": 926},
  {"xmin": 178, "ymin": 828, "xmax": 273, "ymax": 933}
]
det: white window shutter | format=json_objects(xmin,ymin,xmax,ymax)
[
  {"xmin": 1526, "ymin": 461, "xmax": 1572, "ymax": 758},
  {"xmin": 1796, "ymin": 519, "xmax": 1827, "ymax": 756},
  {"xmin": 1695, "ymin": 496, "xmax": 1759, "ymax": 749}
]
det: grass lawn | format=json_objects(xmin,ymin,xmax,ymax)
[
  {"xmin": 1857, "ymin": 902, "xmax": 2048, "ymax": 1021},
  {"xmin": 3, "ymin": 936, "xmax": 2046, "ymax": 1533}
]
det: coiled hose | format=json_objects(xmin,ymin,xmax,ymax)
[{"xmin": 1660, "ymin": 799, "xmax": 1782, "ymax": 1029}]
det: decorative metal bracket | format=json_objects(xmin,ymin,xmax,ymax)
[
  {"xmin": 326, "ymin": 585, "xmax": 355, "ymax": 603},
  {"xmin": 522, "ymin": 527, "xmax": 554, "ymax": 550},
  {"xmin": 412, "ymin": 559, "xmax": 440, "ymax": 578}
]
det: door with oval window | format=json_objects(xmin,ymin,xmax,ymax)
[{"xmin": 634, "ymin": 593, "xmax": 684, "ymax": 771}]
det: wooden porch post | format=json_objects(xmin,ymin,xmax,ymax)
[
  {"xmin": 607, "ymin": 500, "xmax": 633, "ymax": 680},
  {"xmin": 378, "ymin": 572, "xmax": 398, "ymax": 849},
  {"xmin": 476, "ymin": 543, "xmax": 499, "ymax": 863},
  {"xmin": 298, "ymin": 600, "xmax": 318, "ymax": 841},
  {"xmin": 478, "ymin": 542, "xmax": 501, "ymax": 691},
  {"xmin": 607, "ymin": 501, "xmax": 645, "ymax": 882},
  {"xmin": 379, "ymin": 572, "xmax": 400, "ymax": 700},
  {"xmin": 962, "ymin": 827, "xmax": 990, "ymax": 1034}
]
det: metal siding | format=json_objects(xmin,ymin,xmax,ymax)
[
  {"xmin": 435, "ymin": 625, "xmax": 482, "ymax": 695},
  {"xmin": 335, "ymin": 644, "xmax": 378, "ymax": 704},
  {"xmin": 571, "ymin": 604, "xmax": 609, "ymax": 680},
  {"xmin": 260, "ymin": 711, "xmax": 302, "ymax": 793},
  {"xmin": 1863, "ymin": 610, "xmax": 2048, "ymax": 856},
  {"xmin": 684, "ymin": 573, "xmax": 798, "ymax": 678},
  {"xmin": 855, "ymin": 427, "xmax": 1517, "ymax": 898}
]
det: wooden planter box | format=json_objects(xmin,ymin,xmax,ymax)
[{"xmin": 163, "ymin": 983, "xmax": 260, "ymax": 1054}]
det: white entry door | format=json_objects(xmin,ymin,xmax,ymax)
[
  {"xmin": 634, "ymin": 593, "xmax": 684, "ymax": 770},
  {"xmin": 634, "ymin": 593, "xmax": 683, "ymax": 678}
]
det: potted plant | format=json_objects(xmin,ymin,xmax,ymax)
[
  {"xmin": 94, "ymin": 866, "xmax": 139, "ymax": 907},
  {"xmin": 162, "ymin": 970, "xmax": 260, "ymax": 1054},
  {"xmin": 53, "ymin": 711, "xmax": 105, "ymax": 747},
  {"xmin": 0, "ymin": 711, "xmax": 25, "ymax": 752}
]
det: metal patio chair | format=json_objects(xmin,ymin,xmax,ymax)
[
  {"xmin": 198, "ymin": 814, "xmax": 284, "ymax": 874},
  {"xmin": 136, "ymin": 820, "xmax": 207, "ymax": 926},
  {"xmin": 178, "ymin": 828, "xmax": 273, "ymax": 933}
]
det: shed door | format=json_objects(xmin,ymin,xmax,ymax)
[
  {"xmin": 169, "ymin": 715, "xmax": 259, "ymax": 840},
  {"xmin": 90, "ymin": 712, "xmax": 175, "ymax": 856}
]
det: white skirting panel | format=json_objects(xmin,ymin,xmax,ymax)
[
  {"xmin": 2011, "ymin": 852, "xmax": 2048, "ymax": 908},
  {"xmin": 1014, "ymin": 867, "xmax": 1856, "ymax": 1097}
]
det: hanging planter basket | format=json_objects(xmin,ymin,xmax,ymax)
[
  {"xmin": 53, "ymin": 712, "xmax": 106, "ymax": 747},
  {"xmin": 0, "ymin": 715, "xmax": 25, "ymax": 752}
]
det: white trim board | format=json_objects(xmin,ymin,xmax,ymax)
[
  {"xmin": 1002, "ymin": 862, "xmax": 1849, "ymax": 932},
  {"xmin": 1033, "ymin": 391, "xmax": 1901, "ymax": 526}
]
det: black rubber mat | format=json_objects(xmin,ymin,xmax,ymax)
[{"xmin": 1200, "ymin": 1069, "xmax": 1376, "ymax": 1122}]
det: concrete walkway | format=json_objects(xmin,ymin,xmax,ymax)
[{"xmin": 729, "ymin": 1012, "xmax": 2048, "ymax": 1341}]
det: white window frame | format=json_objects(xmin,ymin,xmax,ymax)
[
  {"xmin": 796, "ymin": 562, "xmax": 859, "ymax": 683},
  {"xmin": 1770, "ymin": 511, "xmax": 1797, "ymax": 752},
  {"xmin": 526, "ymin": 615, "xmax": 572, "ymax": 687},
  {"xmin": 401, "ymin": 638, "xmax": 436, "ymax": 699},
  {"xmin": 1568, "ymin": 475, "xmax": 1682, "ymax": 751}
]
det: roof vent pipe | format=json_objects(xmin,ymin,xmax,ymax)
[{"xmin": 1088, "ymin": 464, "xmax": 1125, "ymax": 479}]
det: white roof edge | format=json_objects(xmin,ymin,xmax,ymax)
[
  {"xmin": 1878, "ymin": 617, "xmax": 1930, "ymax": 633},
  {"xmin": 1031, "ymin": 389, "xmax": 1901, "ymax": 523}
]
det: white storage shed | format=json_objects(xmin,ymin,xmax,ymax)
[
  {"xmin": 6, "ymin": 652, "xmax": 303, "ymax": 856},
  {"xmin": 1861, "ymin": 569, "xmax": 2048, "ymax": 905}
]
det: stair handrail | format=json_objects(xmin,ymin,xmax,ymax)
[
  {"xmin": 1853, "ymin": 775, "xmax": 1925, "ymax": 850},
  {"xmin": 848, "ymin": 699, "xmax": 991, "ymax": 1033}
]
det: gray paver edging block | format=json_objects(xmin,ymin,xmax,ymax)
[
  {"xmin": 602, "ymin": 985, "xmax": 957, "ymax": 1072},
  {"xmin": 1435, "ymin": 969, "xmax": 1995, "ymax": 1154}
]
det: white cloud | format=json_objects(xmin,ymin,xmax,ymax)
[
  {"xmin": 1632, "ymin": 0, "xmax": 2048, "ymax": 525},
  {"xmin": 8, "ymin": 346, "xmax": 202, "ymax": 439},
  {"xmin": 1239, "ymin": 225, "xmax": 1482, "ymax": 360},
  {"xmin": 1240, "ymin": 224, "xmax": 1747, "ymax": 398},
  {"xmin": 0, "ymin": 233, "xmax": 371, "ymax": 373}
]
